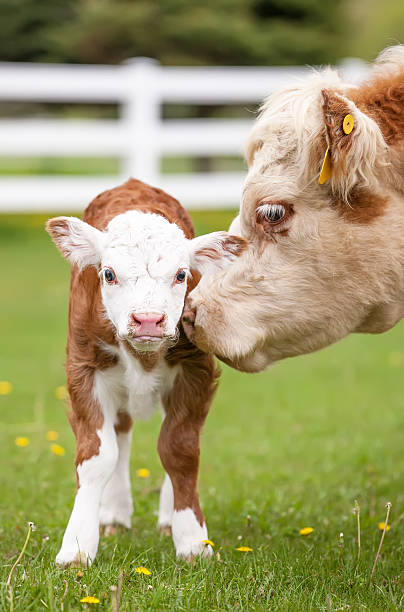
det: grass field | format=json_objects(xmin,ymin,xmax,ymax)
[{"xmin": 0, "ymin": 212, "xmax": 403, "ymax": 611}]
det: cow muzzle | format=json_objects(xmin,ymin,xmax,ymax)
[{"xmin": 129, "ymin": 312, "xmax": 166, "ymax": 343}]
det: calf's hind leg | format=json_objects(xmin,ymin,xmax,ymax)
[
  {"xmin": 100, "ymin": 412, "xmax": 133, "ymax": 533},
  {"xmin": 157, "ymin": 472, "xmax": 174, "ymax": 535}
]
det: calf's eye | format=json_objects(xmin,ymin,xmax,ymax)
[
  {"xmin": 104, "ymin": 268, "xmax": 116, "ymax": 283},
  {"xmin": 175, "ymin": 270, "xmax": 186, "ymax": 283}
]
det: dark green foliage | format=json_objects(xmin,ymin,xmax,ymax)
[
  {"xmin": 0, "ymin": 0, "xmax": 75, "ymax": 61},
  {"xmin": 0, "ymin": 0, "xmax": 345, "ymax": 65}
]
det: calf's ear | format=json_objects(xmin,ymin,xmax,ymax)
[
  {"xmin": 189, "ymin": 231, "xmax": 247, "ymax": 276},
  {"xmin": 46, "ymin": 216, "xmax": 105, "ymax": 269}
]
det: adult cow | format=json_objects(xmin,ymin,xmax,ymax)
[{"xmin": 183, "ymin": 45, "xmax": 404, "ymax": 372}]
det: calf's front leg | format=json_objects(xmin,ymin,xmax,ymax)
[
  {"xmin": 56, "ymin": 415, "xmax": 118, "ymax": 567},
  {"xmin": 158, "ymin": 413, "xmax": 211, "ymax": 559},
  {"xmin": 158, "ymin": 355, "xmax": 218, "ymax": 560}
]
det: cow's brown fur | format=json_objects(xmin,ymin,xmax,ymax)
[
  {"xmin": 352, "ymin": 69, "xmax": 404, "ymax": 146},
  {"xmin": 322, "ymin": 89, "xmax": 355, "ymax": 159},
  {"xmin": 333, "ymin": 188, "xmax": 388, "ymax": 224},
  {"xmin": 319, "ymin": 75, "xmax": 404, "ymax": 223}
]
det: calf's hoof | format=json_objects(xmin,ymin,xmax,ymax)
[
  {"xmin": 101, "ymin": 523, "xmax": 131, "ymax": 537},
  {"xmin": 102, "ymin": 524, "xmax": 118, "ymax": 537},
  {"xmin": 55, "ymin": 550, "xmax": 92, "ymax": 569},
  {"xmin": 181, "ymin": 543, "xmax": 213, "ymax": 563},
  {"xmin": 172, "ymin": 508, "xmax": 212, "ymax": 560},
  {"xmin": 158, "ymin": 524, "xmax": 172, "ymax": 537},
  {"xmin": 99, "ymin": 503, "xmax": 132, "ymax": 530}
]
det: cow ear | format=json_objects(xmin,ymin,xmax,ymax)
[
  {"xmin": 321, "ymin": 89, "xmax": 357, "ymax": 164},
  {"xmin": 46, "ymin": 216, "xmax": 105, "ymax": 269},
  {"xmin": 245, "ymin": 136, "xmax": 264, "ymax": 167},
  {"xmin": 189, "ymin": 231, "xmax": 247, "ymax": 276},
  {"xmin": 320, "ymin": 89, "xmax": 386, "ymax": 201}
]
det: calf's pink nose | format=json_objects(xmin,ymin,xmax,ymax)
[{"xmin": 130, "ymin": 312, "xmax": 166, "ymax": 337}]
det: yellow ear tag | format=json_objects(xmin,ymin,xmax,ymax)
[
  {"xmin": 319, "ymin": 147, "xmax": 331, "ymax": 185},
  {"xmin": 343, "ymin": 113, "xmax": 354, "ymax": 135}
]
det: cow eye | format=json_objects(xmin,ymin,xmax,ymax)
[
  {"xmin": 258, "ymin": 203, "xmax": 286, "ymax": 224},
  {"xmin": 175, "ymin": 270, "xmax": 186, "ymax": 283},
  {"xmin": 104, "ymin": 268, "xmax": 116, "ymax": 284}
]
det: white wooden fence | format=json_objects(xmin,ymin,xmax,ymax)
[{"xmin": 0, "ymin": 57, "xmax": 368, "ymax": 212}]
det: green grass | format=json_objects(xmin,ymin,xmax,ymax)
[
  {"xmin": 0, "ymin": 155, "xmax": 245, "ymax": 176},
  {"xmin": 0, "ymin": 213, "xmax": 403, "ymax": 611}
]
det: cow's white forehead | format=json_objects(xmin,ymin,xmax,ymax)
[{"xmin": 102, "ymin": 211, "xmax": 189, "ymax": 276}]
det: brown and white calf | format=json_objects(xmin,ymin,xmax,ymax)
[
  {"xmin": 46, "ymin": 179, "xmax": 245, "ymax": 567},
  {"xmin": 184, "ymin": 45, "xmax": 404, "ymax": 372}
]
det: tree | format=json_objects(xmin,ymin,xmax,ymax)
[
  {"xmin": 0, "ymin": 0, "xmax": 75, "ymax": 62},
  {"xmin": 0, "ymin": 0, "xmax": 346, "ymax": 66}
]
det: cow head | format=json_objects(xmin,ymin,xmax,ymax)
[
  {"xmin": 184, "ymin": 46, "xmax": 404, "ymax": 371},
  {"xmin": 47, "ymin": 210, "xmax": 246, "ymax": 353}
]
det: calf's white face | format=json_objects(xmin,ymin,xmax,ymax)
[{"xmin": 47, "ymin": 210, "xmax": 245, "ymax": 352}]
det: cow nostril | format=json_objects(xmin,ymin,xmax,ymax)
[
  {"xmin": 130, "ymin": 312, "xmax": 166, "ymax": 330},
  {"xmin": 156, "ymin": 314, "xmax": 166, "ymax": 327},
  {"xmin": 130, "ymin": 313, "xmax": 142, "ymax": 327},
  {"xmin": 182, "ymin": 308, "xmax": 196, "ymax": 325}
]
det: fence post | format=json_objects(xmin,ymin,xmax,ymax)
[{"xmin": 122, "ymin": 57, "xmax": 161, "ymax": 185}]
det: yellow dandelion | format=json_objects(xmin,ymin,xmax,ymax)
[
  {"xmin": 46, "ymin": 430, "xmax": 59, "ymax": 441},
  {"xmin": 378, "ymin": 522, "xmax": 391, "ymax": 531},
  {"xmin": 136, "ymin": 468, "xmax": 150, "ymax": 478},
  {"xmin": 55, "ymin": 386, "xmax": 68, "ymax": 400},
  {"xmin": 77, "ymin": 570, "xmax": 84, "ymax": 578},
  {"xmin": 135, "ymin": 566, "xmax": 152, "ymax": 575},
  {"xmin": 80, "ymin": 596, "xmax": 100, "ymax": 604},
  {"xmin": 202, "ymin": 539, "xmax": 215, "ymax": 547},
  {"xmin": 15, "ymin": 436, "xmax": 29, "ymax": 447},
  {"xmin": 0, "ymin": 381, "xmax": 12, "ymax": 395},
  {"xmin": 50, "ymin": 443, "xmax": 65, "ymax": 456},
  {"xmin": 236, "ymin": 546, "xmax": 253, "ymax": 552},
  {"xmin": 299, "ymin": 527, "xmax": 314, "ymax": 535}
]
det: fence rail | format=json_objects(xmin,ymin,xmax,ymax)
[{"xmin": 0, "ymin": 58, "xmax": 368, "ymax": 212}]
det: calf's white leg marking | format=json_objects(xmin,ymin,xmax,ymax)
[
  {"xmin": 172, "ymin": 508, "xmax": 212, "ymax": 559},
  {"xmin": 55, "ymin": 422, "xmax": 118, "ymax": 567},
  {"xmin": 157, "ymin": 473, "xmax": 174, "ymax": 533},
  {"xmin": 99, "ymin": 429, "xmax": 133, "ymax": 529}
]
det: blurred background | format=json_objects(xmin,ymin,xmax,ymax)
[
  {"xmin": 0, "ymin": 0, "xmax": 403, "ymax": 211},
  {"xmin": 1, "ymin": 3, "xmax": 404, "ymax": 608}
]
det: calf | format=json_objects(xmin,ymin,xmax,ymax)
[{"xmin": 46, "ymin": 179, "xmax": 245, "ymax": 567}]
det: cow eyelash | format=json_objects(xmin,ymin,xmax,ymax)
[
  {"xmin": 257, "ymin": 203, "xmax": 285, "ymax": 223},
  {"xmin": 256, "ymin": 201, "xmax": 293, "ymax": 231}
]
